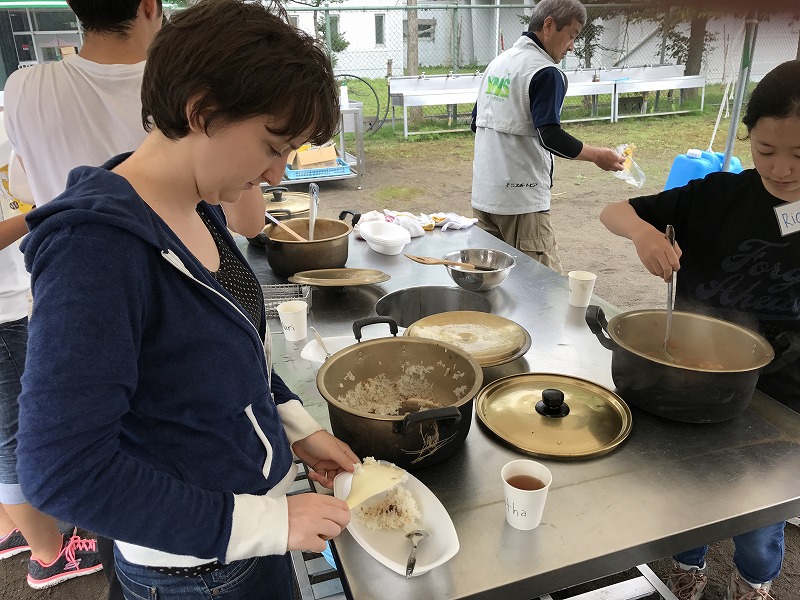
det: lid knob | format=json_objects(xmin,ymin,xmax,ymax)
[
  {"xmin": 536, "ymin": 388, "xmax": 570, "ymax": 418},
  {"xmin": 271, "ymin": 189, "xmax": 284, "ymax": 202}
]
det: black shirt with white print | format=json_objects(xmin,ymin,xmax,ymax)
[{"xmin": 629, "ymin": 169, "xmax": 800, "ymax": 409}]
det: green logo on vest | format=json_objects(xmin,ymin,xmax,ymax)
[{"xmin": 485, "ymin": 74, "xmax": 510, "ymax": 99}]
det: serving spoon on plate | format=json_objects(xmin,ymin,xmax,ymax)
[{"xmin": 405, "ymin": 530, "xmax": 429, "ymax": 578}]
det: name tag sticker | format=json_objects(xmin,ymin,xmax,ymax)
[{"xmin": 775, "ymin": 199, "xmax": 800, "ymax": 237}]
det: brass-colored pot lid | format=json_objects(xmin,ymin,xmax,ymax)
[
  {"xmin": 403, "ymin": 311, "xmax": 531, "ymax": 367},
  {"xmin": 289, "ymin": 268, "xmax": 390, "ymax": 287},
  {"xmin": 476, "ymin": 373, "xmax": 632, "ymax": 459},
  {"xmin": 264, "ymin": 190, "xmax": 310, "ymax": 216}
]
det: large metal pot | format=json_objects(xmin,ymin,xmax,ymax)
[
  {"xmin": 316, "ymin": 317, "xmax": 484, "ymax": 469},
  {"xmin": 586, "ymin": 306, "xmax": 774, "ymax": 423},
  {"xmin": 375, "ymin": 285, "xmax": 491, "ymax": 327},
  {"xmin": 264, "ymin": 215, "xmax": 353, "ymax": 277}
]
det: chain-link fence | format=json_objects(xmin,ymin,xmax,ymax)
[
  {"xmin": 287, "ymin": 3, "xmax": 800, "ymax": 134},
  {"xmin": 1, "ymin": 4, "xmax": 798, "ymax": 134}
]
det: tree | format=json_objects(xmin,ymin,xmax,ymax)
[
  {"xmin": 315, "ymin": 15, "xmax": 349, "ymax": 54},
  {"xmin": 292, "ymin": 0, "xmax": 347, "ymax": 55},
  {"xmin": 406, "ymin": 0, "xmax": 419, "ymax": 76}
]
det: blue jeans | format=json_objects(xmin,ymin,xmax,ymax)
[
  {"xmin": 674, "ymin": 521, "xmax": 786, "ymax": 584},
  {"xmin": 114, "ymin": 547, "xmax": 294, "ymax": 600},
  {"xmin": 0, "ymin": 317, "xmax": 27, "ymax": 505}
]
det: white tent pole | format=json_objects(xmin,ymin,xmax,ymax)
[{"xmin": 722, "ymin": 11, "xmax": 758, "ymax": 172}]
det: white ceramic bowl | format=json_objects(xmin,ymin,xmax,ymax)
[{"xmin": 359, "ymin": 221, "xmax": 411, "ymax": 256}]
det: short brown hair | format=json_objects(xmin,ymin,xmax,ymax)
[{"xmin": 141, "ymin": 0, "xmax": 338, "ymax": 145}]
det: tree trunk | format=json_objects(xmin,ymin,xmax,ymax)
[
  {"xmin": 406, "ymin": 0, "xmax": 422, "ymax": 121},
  {"xmin": 796, "ymin": 26, "xmax": 800, "ymax": 60},
  {"xmin": 683, "ymin": 15, "xmax": 708, "ymax": 100}
]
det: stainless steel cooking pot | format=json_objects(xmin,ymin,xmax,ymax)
[
  {"xmin": 586, "ymin": 306, "xmax": 774, "ymax": 423},
  {"xmin": 375, "ymin": 285, "xmax": 491, "ymax": 327},
  {"xmin": 316, "ymin": 317, "xmax": 484, "ymax": 469},
  {"xmin": 264, "ymin": 214, "xmax": 354, "ymax": 277}
]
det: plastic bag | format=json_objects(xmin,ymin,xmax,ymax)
[{"xmin": 613, "ymin": 143, "xmax": 646, "ymax": 188}]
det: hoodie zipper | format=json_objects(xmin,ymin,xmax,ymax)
[{"xmin": 160, "ymin": 249, "xmax": 275, "ymax": 479}]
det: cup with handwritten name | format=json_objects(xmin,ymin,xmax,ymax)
[
  {"xmin": 567, "ymin": 270, "xmax": 597, "ymax": 308},
  {"xmin": 276, "ymin": 300, "xmax": 308, "ymax": 342},
  {"xmin": 501, "ymin": 459, "xmax": 552, "ymax": 530}
]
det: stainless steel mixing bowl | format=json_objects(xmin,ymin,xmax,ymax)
[{"xmin": 441, "ymin": 249, "xmax": 516, "ymax": 291}]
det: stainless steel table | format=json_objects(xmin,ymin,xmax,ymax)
[{"xmin": 239, "ymin": 227, "xmax": 800, "ymax": 600}]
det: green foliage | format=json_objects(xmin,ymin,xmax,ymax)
[
  {"xmin": 663, "ymin": 26, "xmax": 717, "ymax": 67},
  {"xmin": 317, "ymin": 19, "xmax": 349, "ymax": 53}
]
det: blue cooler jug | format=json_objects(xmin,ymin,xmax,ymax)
[
  {"xmin": 714, "ymin": 152, "xmax": 744, "ymax": 175},
  {"xmin": 664, "ymin": 149, "xmax": 720, "ymax": 191}
]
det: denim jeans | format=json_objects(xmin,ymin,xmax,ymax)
[
  {"xmin": 114, "ymin": 547, "xmax": 294, "ymax": 600},
  {"xmin": 0, "ymin": 317, "xmax": 27, "ymax": 504},
  {"xmin": 674, "ymin": 521, "xmax": 786, "ymax": 584}
]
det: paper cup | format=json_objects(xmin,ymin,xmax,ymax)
[
  {"xmin": 276, "ymin": 300, "xmax": 308, "ymax": 341},
  {"xmin": 567, "ymin": 270, "xmax": 597, "ymax": 308},
  {"xmin": 501, "ymin": 459, "xmax": 552, "ymax": 530}
]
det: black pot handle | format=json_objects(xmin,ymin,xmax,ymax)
[
  {"xmin": 585, "ymin": 305, "xmax": 617, "ymax": 351},
  {"xmin": 395, "ymin": 406, "xmax": 462, "ymax": 435},
  {"xmin": 265, "ymin": 208, "xmax": 292, "ymax": 223},
  {"xmin": 352, "ymin": 316, "xmax": 399, "ymax": 341},
  {"xmin": 338, "ymin": 210, "xmax": 361, "ymax": 225},
  {"xmin": 762, "ymin": 331, "xmax": 800, "ymax": 374}
]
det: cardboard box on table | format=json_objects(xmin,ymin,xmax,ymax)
[{"xmin": 287, "ymin": 145, "xmax": 338, "ymax": 170}]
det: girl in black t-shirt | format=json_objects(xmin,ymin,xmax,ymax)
[{"xmin": 600, "ymin": 60, "xmax": 800, "ymax": 600}]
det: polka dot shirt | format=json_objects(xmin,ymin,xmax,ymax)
[{"xmin": 196, "ymin": 205, "xmax": 263, "ymax": 333}]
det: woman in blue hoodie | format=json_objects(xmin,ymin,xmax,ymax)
[{"xmin": 16, "ymin": 1, "xmax": 358, "ymax": 598}]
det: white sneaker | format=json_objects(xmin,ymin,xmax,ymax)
[
  {"xmin": 724, "ymin": 569, "xmax": 774, "ymax": 600},
  {"xmin": 666, "ymin": 561, "xmax": 708, "ymax": 600}
]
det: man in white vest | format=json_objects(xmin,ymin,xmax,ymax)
[{"xmin": 471, "ymin": 0, "xmax": 624, "ymax": 274}]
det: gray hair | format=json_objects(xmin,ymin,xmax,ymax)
[{"xmin": 528, "ymin": 0, "xmax": 587, "ymax": 33}]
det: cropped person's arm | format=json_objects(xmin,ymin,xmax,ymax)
[
  {"xmin": 0, "ymin": 151, "xmax": 35, "ymax": 249},
  {"xmin": 576, "ymin": 144, "xmax": 626, "ymax": 172},
  {"xmin": 0, "ymin": 214, "xmax": 30, "ymax": 250},
  {"xmin": 223, "ymin": 186, "xmax": 265, "ymax": 238},
  {"xmin": 600, "ymin": 200, "xmax": 681, "ymax": 281}
]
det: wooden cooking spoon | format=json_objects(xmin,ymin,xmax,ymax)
[
  {"xmin": 404, "ymin": 254, "xmax": 495, "ymax": 271},
  {"xmin": 265, "ymin": 211, "xmax": 307, "ymax": 242}
]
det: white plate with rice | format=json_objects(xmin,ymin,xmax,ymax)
[
  {"xmin": 300, "ymin": 327, "xmax": 405, "ymax": 366},
  {"xmin": 333, "ymin": 468, "xmax": 459, "ymax": 577}
]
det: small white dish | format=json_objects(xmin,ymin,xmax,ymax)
[
  {"xmin": 333, "ymin": 469, "xmax": 459, "ymax": 577},
  {"xmin": 300, "ymin": 328, "xmax": 405, "ymax": 366},
  {"xmin": 360, "ymin": 221, "xmax": 411, "ymax": 256}
]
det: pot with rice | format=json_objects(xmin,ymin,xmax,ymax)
[{"xmin": 316, "ymin": 317, "xmax": 484, "ymax": 469}]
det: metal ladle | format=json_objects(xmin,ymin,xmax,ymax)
[
  {"xmin": 308, "ymin": 183, "xmax": 319, "ymax": 241},
  {"xmin": 405, "ymin": 530, "xmax": 429, "ymax": 579},
  {"xmin": 663, "ymin": 224, "xmax": 677, "ymax": 362}
]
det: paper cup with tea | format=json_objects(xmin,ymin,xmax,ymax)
[{"xmin": 501, "ymin": 459, "xmax": 552, "ymax": 530}]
